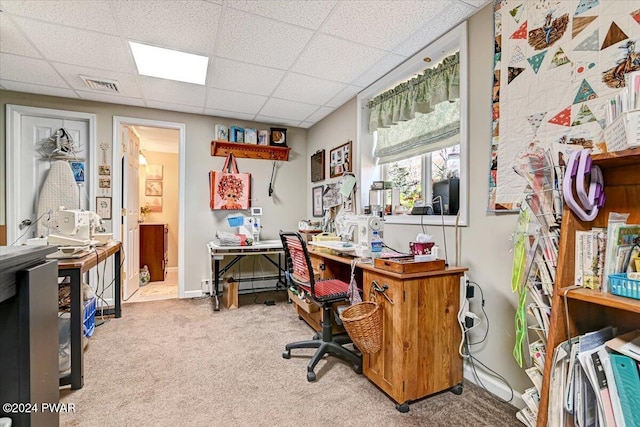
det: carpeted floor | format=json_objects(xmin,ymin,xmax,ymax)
[{"xmin": 60, "ymin": 294, "xmax": 519, "ymax": 427}]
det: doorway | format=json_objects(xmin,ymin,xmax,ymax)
[{"xmin": 112, "ymin": 117, "xmax": 186, "ymax": 303}]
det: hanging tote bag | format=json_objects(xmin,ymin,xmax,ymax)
[{"xmin": 209, "ymin": 153, "xmax": 251, "ymax": 210}]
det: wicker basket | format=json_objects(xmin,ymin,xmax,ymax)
[{"xmin": 339, "ymin": 301, "xmax": 383, "ymax": 354}]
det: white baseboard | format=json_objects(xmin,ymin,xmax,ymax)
[
  {"xmin": 166, "ymin": 266, "xmax": 178, "ymax": 273},
  {"xmin": 463, "ymin": 361, "xmax": 525, "ymax": 409},
  {"xmin": 183, "ymin": 289, "xmax": 205, "ymax": 299}
]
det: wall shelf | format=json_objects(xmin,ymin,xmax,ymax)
[{"xmin": 210, "ymin": 140, "xmax": 290, "ymax": 161}]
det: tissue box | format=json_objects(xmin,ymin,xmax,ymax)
[{"xmin": 410, "ymin": 241, "xmax": 435, "ymax": 255}]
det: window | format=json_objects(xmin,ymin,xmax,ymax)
[{"xmin": 356, "ymin": 22, "xmax": 468, "ymax": 226}]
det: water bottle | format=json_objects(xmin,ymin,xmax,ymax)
[{"xmin": 370, "ymin": 231, "xmax": 383, "ymax": 258}]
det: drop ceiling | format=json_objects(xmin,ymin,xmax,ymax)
[{"xmin": 0, "ymin": 0, "xmax": 490, "ymax": 129}]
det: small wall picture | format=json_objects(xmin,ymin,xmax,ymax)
[
  {"xmin": 145, "ymin": 180, "xmax": 163, "ymax": 196},
  {"xmin": 70, "ymin": 161, "xmax": 85, "ymax": 183},
  {"xmin": 99, "ymin": 164, "xmax": 111, "ymax": 176},
  {"xmin": 146, "ymin": 196, "xmax": 163, "ymax": 213},
  {"xmin": 145, "ymin": 164, "xmax": 163, "ymax": 180},
  {"xmin": 312, "ymin": 185, "xmax": 324, "ymax": 217},
  {"xmin": 215, "ymin": 124, "xmax": 229, "ymax": 141},
  {"xmin": 258, "ymin": 130, "xmax": 269, "ymax": 146},
  {"xmin": 329, "ymin": 141, "xmax": 352, "ymax": 178},
  {"xmin": 245, "ymin": 128, "xmax": 257, "ymax": 144},
  {"xmin": 96, "ymin": 196, "xmax": 112, "ymax": 220},
  {"xmin": 99, "ymin": 177, "xmax": 111, "ymax": 189}
]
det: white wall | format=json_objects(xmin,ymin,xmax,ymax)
[
  {"xmin": 307, "ymin": 4, "xmax": 528, "ymax": 397},
  {"xmin": 0, "ymin": 92, "xmax": 308, "ymax": 296}
]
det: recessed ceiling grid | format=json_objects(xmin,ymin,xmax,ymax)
[{"xmin": 0, "ymin": 0, "xmax": 489, "ymax": 128}]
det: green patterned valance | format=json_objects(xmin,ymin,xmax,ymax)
[{"xmin": 368, "ymin": 52, "xmax": 460, "ymax": 164}]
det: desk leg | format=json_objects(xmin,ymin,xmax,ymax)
[
  {"xmin": 213, "ymin": 259, "xmax": 220, "ymax": 311},
  {"xmin": 114, "ymin": 247, "xmax": 122, "ymax": 318},
  {"xmin": 68, "ymin": 269, "xmax": 84, "ymax": 390}
]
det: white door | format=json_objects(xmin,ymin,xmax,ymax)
[
  {"xmin": 122, "ymin": 126, "xmax": 141, "ymax": 299},
  {"xmin": 12, "ymin": 115, "xmax": 89, "ymax": 245}
]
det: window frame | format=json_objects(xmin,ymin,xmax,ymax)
[{"xmin": 356, "ymin": 21, "xmax": 468, "ymax": 227}]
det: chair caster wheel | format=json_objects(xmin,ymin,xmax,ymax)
[
  {"xmin": 353, "ymin": 364, "xmax": 362, "ymax": 374},
  {"xmin": 450, "ymin": 383, "xmax": 463, "ymax": 395},
  {"xmin": 307, "ymin": 371, "xmax": 316, "ymax": 382},
  {"xmin": 282, "ymin": 350, "xmax": 291, "ymax": 359},
  {"xmin": 396, "ymin": 403, "xmax": 410, "ymax": 413}
]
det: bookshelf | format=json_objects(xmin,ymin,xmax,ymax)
[{"xmin": 537, "ymin": 148, "xmax": 640, "ymax": 426}]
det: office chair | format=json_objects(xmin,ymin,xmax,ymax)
[{"xmin": 279, "ymin": 231, "xmax": 362, "ymax": 382}]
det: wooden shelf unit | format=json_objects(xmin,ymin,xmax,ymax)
[
  {"xmin": 537, "ymin": 148, "xmax": 640, "ymax": 427},
  {"xmin": 210, "ymin": 140, "xmax": 290, "ymax": 161}
]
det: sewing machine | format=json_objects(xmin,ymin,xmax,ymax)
[
  {"xmin": 238, "ymin": 207, "xmax": 262, "ymax": 242},
  {"xmin": 46, "ymin": 208, "xmax": 111, "ymax": 257},
  {"xmin": 337, "ymin": 214, "xmax": 383, "ymax": 257}
]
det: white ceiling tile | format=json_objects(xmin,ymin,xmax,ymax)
[
  {"xmin": 393, "ymin": 2, "xmax": 475, "ymax": 57},
  {"xmin": 321, "ymin": 1, "xmax": 450, "ymax": 51},
  {"xmin": 217, "ymin": 8, "xmax": 313, "ymax": 70},
  {"xmin": 259, "ymin": 98, "xmax": 318, "ymax": 122},
  {"xmin": 0, "ymin": 14, "xmax": 41, "ymax": 57},
  {"xmin": 14, "ymin": 17, "xmax": 136, "ymax": 73},
  {"xmin": 0, "ymin": 79, "xmax": 79, "ymax": 99},
  {"xmin": 52, "ymin": 63, "xmax": 142, "ymax": 98},
  {"xmin": 457, "ymin": 0, "xmax": 491, "ymax": 7},
  {"xmin": 273, "ymin": 73, "xmax": 346, "ymax": 105},
  {"xmin": 205, "ymin": 88, "xmax": 267, "ymax": 114},
  {"xmin": 254, "ymin": 115, "xmax": 301, "ymax": 128},
  {"xmin": 139, "ymin": 77, "xmax": 207, "ymax": 106},
  {"xmin": 292, "ymin": 34, "xmax": 386, "ymax": 83},
  {"xmin": 77, "ymin": 90, "xmax": 145, "ymax": 107},
  {"xmin": 146, "ymin": 100, "xmax": 204, "ymax": 115},
  {"xmin": 204, "ymin": 109, "xmax": 256, "ymax": 121},
  {"xmin": 0, "ymin": 54, "xmax": 69, "ymax": 87},
  {"xmin": 325, "ymin": 85, "xmax": 360, "ymax": 108},
  {"xmin": 208, "ymin": 58, "xmax": 285, "ymax": 96},
  {"xmin": 304, "ymin": 106, "xmax": 334, "ymax": 123},
  {"xmin": 228, "ymin": 0, "xmax": 337, "ymax": 30},
  {"xmin": 1, "ymin": 0, "xmax": 119, "ymax": 34},
  {"xmin": 112, "ymin": 1, "xmax": 222, "ymax": 56},
  {"xmin": 351, "ymin": 52, "xmax": 407, "ymax": 87}
]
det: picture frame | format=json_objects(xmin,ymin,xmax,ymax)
[
  {"xmin": 98, "ymin": 164, "xmax": 111, "ymax": 176},
  {"xmin": 312, "ymin": 185, "xmax": 324, "ymax": 217},
  {"xmin": 311, "ymin": 150, "xmax": 325, "ymax": 182},
  {"xmin": 145, "ymin": 164, "xmax": 163, "ymax": 180},
  {"xmin": 96, "ymin": 196, "xmax": 112, "ymax": 220},
  {"xmin": 145, "ymin": 180, "xmax": 163, "ymax": 196},
  {"xmin": 146, "ymin": 196, "xmax": 163, "ymax": 213},
  {"xmin": 329, "ymin": 141, "xmax": 352, "ymax": 178},
  {"xmin": 99, "ymin": 177, "xmax": 111, "ymax": 189},
  {"xmin": 269, "ymin": 127, "xmax": 287, "ymax": 147},
  {"xmin": 258, "ymin": 130, "xmax": 269, "ymax": 146}
]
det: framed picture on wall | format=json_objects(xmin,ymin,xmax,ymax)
[
  {"xmin": 311, "ymin": 150, "xmax": 325, "ymax": 182},
  {"xmin": 96, "ymin": 196, "xmax": 112, "ymax": 220},
  {"xmin": 312, "ymin": 185, "xmax": 324, "ymax": 217},
  {"xmin": 146, "ymin": 196, "xmax": 163, "ymax": 213},
  {"xmin": 146, "ymin": 164, "xmax": 163, "ymax": 180},
  {"xmin": 329, "ymin": 141, "xmax": 352, "ymax": 178},
  {"xmin": 145, "ymin": 180, "xmax": 163, "ymax": 196}
]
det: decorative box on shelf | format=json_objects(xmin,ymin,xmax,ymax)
[{"xmin": 604, "ymin": 109, "xmax": 639, "ymax": 152}]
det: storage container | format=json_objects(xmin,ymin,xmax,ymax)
[
  {"xmin": 604, "ymin": 110, "xmax": 639, "ymax": 152},
  {"xmin": 608, "ymin": 273, "xmax": 640, "ymax": 300}
]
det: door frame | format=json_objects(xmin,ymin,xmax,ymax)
[
  {"xmin": 112, "ymin": 116, "xmax": 186, "ymax": 298},
  {"xmin": 5, "ymin": 104, "xmax": 97, "ymax": 245}
]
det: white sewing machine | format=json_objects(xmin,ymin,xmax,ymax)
[
  {"xmin": 46, "ymin": 208, "xmax": 111, "ymax": 257},
  {"xmin": 337, "ymin": 214, "xmax": 383, "ymax": 257},
  {"xmin": 238, "ymin": 207, "xmax": 262, "ymax": 242}
]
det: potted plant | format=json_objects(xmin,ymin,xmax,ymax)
[{"xmin": 140, "ymin": 204, "xmax": 151, "ymax": 222}]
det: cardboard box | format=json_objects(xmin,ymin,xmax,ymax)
[{"xmin": 222, "ymin": 280, "xmax": 238, "ymax": 310}]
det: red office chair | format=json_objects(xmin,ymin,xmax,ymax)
[{"xmin": 280, "ymin": 231, "xmax": 362, "ymax": 382}]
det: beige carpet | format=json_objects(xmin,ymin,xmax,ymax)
[{"xmin": 60, "ymin": 294, "xmax": 519, "ymax": 427}]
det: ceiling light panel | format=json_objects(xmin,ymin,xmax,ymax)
[
  {"xmin": 113, "ymin": 1, "xmax": 222, "ymax": 56},
  {"xmin": 217, "ymin": 8, "xmax": 313, "ymax": 70},
  {"xmin": 130, "ymin": 42, "xmax": 209, "ymax": 85}
]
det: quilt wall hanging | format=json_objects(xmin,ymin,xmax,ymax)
[{"xmin": 489, "ymin": 0, "xmax": 639, "ymax": 211}]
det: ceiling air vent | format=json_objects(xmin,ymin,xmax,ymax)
[{"xmin": 80, "ymin": 75, "xmax": 120, "ymax": 93}]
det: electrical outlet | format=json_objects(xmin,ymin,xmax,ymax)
[{"xmin": 201, "ymin": 279, "xmax": 211, "ymax": 295}]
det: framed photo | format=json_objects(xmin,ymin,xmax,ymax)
[
  {"xmin": 99, "ymin": 177, "xmax": 111, "ymax": 189},
  {"xmin": 311, "ymin": 150, "xmax": 325, "ymax": 182},
  {"xmin": 145, "ymin": 164, "xmax": 163, "ymax": 180},
  {"xmin": 145, "ymin": 196, "xmax": 163, "ymax": 213},
  {"xmin": 269, "ymin": 127, "xmax": 287, "ymax": 147},
  {"xmin": 145, "ymin": 180, "xmax": 163, "ymax": 196},
  {"xmin": 96, "ymin": 196, "xmax": 112, "ymax": 220},
  {"xmin": 329, "ymin": 141, "xmax": 352, "ymax": 178},
  {"xmin": 70, "ymin": 161, "xmax": 85, "ymax": 183},
  {"xmin": 98, "ymin": 164, "xmax": 111, "ymax": 176},
  {"xmin": 312, "ymin": 185, "xmax": 324, "ymax": 217}
]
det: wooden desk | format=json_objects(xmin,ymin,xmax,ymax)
[
  {"xmin": 308, "ymin": 249, "xmax": 467, "ymax": 412},
  {"xmin": 56, "ymin": 241, "xmax": 122, "ymax": 389}
]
